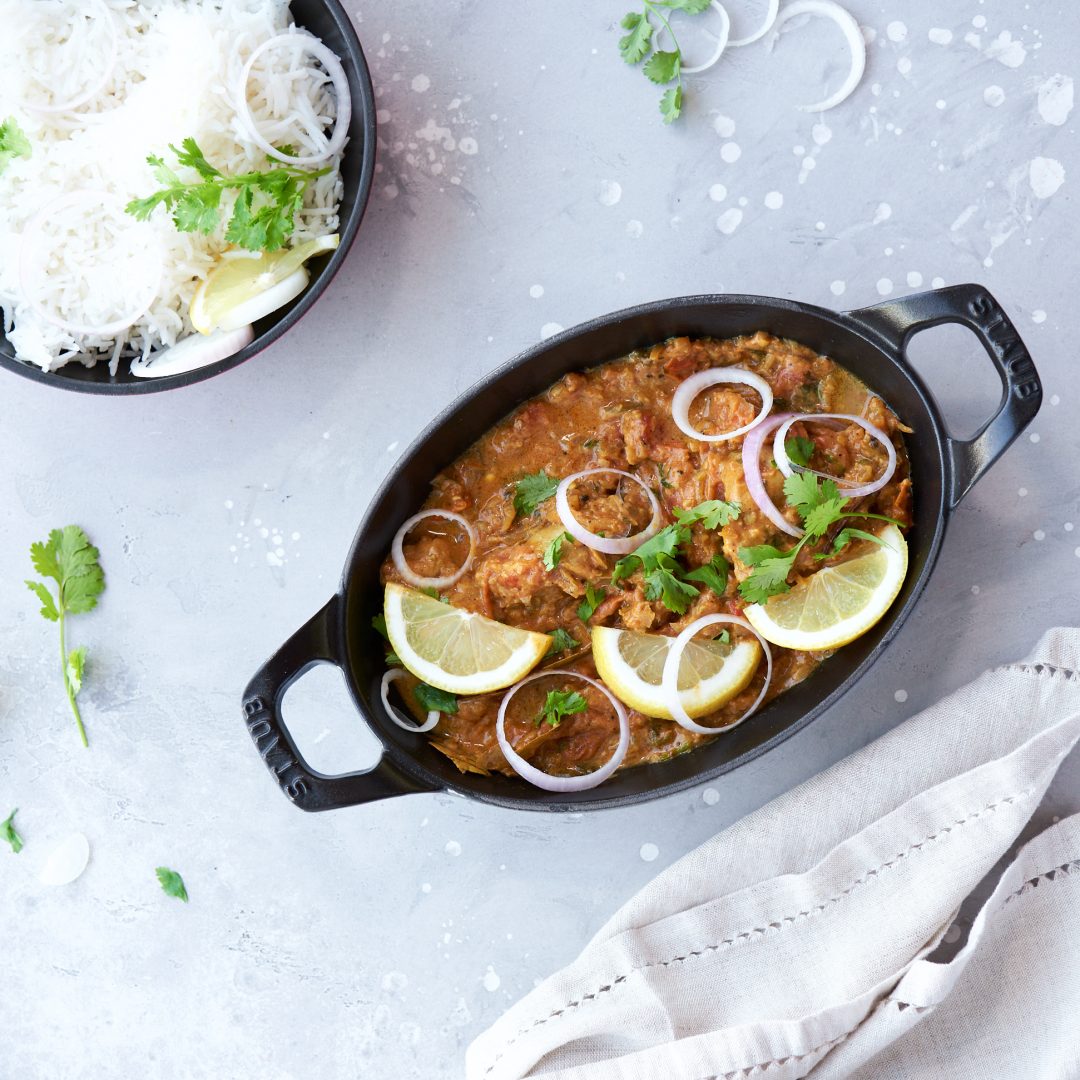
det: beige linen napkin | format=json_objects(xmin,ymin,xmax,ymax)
[{"xmin": 467, "ymin": 628, "xmax": 1080, "ymax": 1080}]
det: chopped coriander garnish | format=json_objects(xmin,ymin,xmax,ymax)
[
  {"xmin": 738, "ymin": 474, "xmax": 902, "ymax": 605},
  {"xmin": 684, "ymin": 553, "xmax": 730, "ymax": 596},
  {"xmin": 713, "ymin": 629, "xmax": 730, "ymax": 644},
  {"xmin": 536, "ymin": 689, "xmax": 588, "ymax": 728},
  {"xmin": 420, "ymin": 586, "xmax": 449, "ymax": 602},
  {"xmin": 673, "ymin": 499, "xmax": 740, "ymax": 530},
  {"xmin": 0, "ymin": 116, "xmax": 31, "ymax": 174},
  {"xmin": 583, "ymin": 438, "xmax": 598, "ymax": 449},
  {"xmin": 611, "ymin": 524, "xmax": 700, "ymax": 614},
  {"xmin": 543, "ymin": 531, "xmax": 574, "ymax": 571},
  {"xmin": 126, "ymin": 137, "xmax": 331, "ymax": 252},
  {"xmin": 373, "ymin": 612, "xmax": 401, "ymax": 665},
  {"xmin": 578, "ymin": 584, "xmax": 607, "ymax": 622},
  {"xmin": 414, "ymin": 683, "xmax": 459, "ymax": 714},
  {"xmin": 156, "ymin": 867, "xmax": 189, "ymax": 902},
  {"xmin": 25, "ymin": 526, "xmax": 105, "ymax": 748},
  {"xmin": 545, "ymin": 628, "xmax": 579, "ymax": 657},
  {"xmin": 1, "ymin": 810, "xmax": 23, "ymax": 854},
  {"xmin": 785, "ymin": 437, "xmax": 816, "ymax": 468},
  {"xmin": 513, "ymin": 470, "xmax": 559, "ymax": 517},
  {"xmin": 618, "ymin": 0, "xmax": 712, "ymax": 123},
  {"xmin": 657, "ymin": 463, "xmax": 673, "ymax": 490}
]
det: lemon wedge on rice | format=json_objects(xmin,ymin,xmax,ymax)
[
  {"xmin": 592, "ymin": 626, "xmax": 761, "ymax": 721},
  {"xmin": 383, "ymin": 583, "xmax": 551, "ymax": 695},
  {"xmin": 189, "ymin": 234, "xmax": 339, "ymax": 334},
  {"xmin": 744, "ymin": 524, "xmax": 908, "ymax": 652}
]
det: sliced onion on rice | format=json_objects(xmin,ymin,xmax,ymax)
[
  {"xmin": 391, "ymin": 510, "xmax": 477, "ymax": 591},
  {"xmin": 555, "ymin": 469, "xmax": 662, "ymax": 556},
  {"xmin": 235, "ymin": 32, "xmax": 352, "ymax": 166},
  {"xmin": 767, "ymin": 0, "xmax": 866, "ymax": 112},
  {"xmin": 772, "ymin": 413, "xmax": 897, "ymax": 498},
  {"xmin": 497, "ymin": 670, "xmax": 629, "ymax": 792},
  {"xmin": 741, "ymin": 412, "xmax": 803, "ymax": 538},
  {"xmin": 672, "ymin": 367, "xmax": 774, "ymax": 443},
  {"xmin": 130, "ymin": 325, "xmax": 255, "ymax": 378},
  {"xmin": 661, "ymin": 615, "xmax": 772, "ymax": 735},
  {"xmin": 381, "ymin": 669, "xmax": 439, "ymax": 733},
  {"xmin": 729, "ymin": 0, "xmax": 780, "ymax": 46}
]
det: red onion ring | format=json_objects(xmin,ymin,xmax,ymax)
[
  {"xmin": 496, "ymin": 670, "xmax": 629, "ymax": 792},
  {"xmin": 661, "ymin": 616, "xmax": 772, "ymax": 736},
  {"xmin": 671, "ymin": 367, "xmax": 774, "ymax": 443},
  {"xmin": 741, "ymin": 412, "xmax": 803, "ymax": 539},
  {"xmin": 391, "ymin": 510, "xmax": 476, "ymax": 591},
  {"xmin": 235, "ymin": 33, "xmax": 352, "ymax": 166},
  {"xmin": 24, "ymin": 0, "xmax": 118, "ymax": 115},
  {"xmin": 380, "ymin": 669, "xmax": 439, "ymax": 733},
  {"xmin": 18, "ymin": 191, "xmax": 162, "ymax": 337},
  {"xmin": 773, "ymin": 413, "xmax": 897, "ymax": 499},
  {"xmin": 555, "ymin": 469, "xmax": 662, "ymax": 556}
]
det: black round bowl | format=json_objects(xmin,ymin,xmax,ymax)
[
  {"xmin": 0, "ymin": 0, "xmax": 376, "ymax": 395},
  {"xmin": 244, "ymin": 285, "xmax": 1041, "ymax": 813}
]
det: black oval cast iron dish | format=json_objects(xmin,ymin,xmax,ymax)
[
  {"xmin": 244, "ymin": 285, "xmax": 1042, "ymax": 813},
  {"xmin": 0, "ymin": 0, "xmax": 376, "ymax": 395}
]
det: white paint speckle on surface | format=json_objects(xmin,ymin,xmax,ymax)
[
  {"xmin": 897, "ymin": 57, "xmax": 912, "ymax": 75},
  {"xmin": 1037, "ymin": 74, "xmax": 1074, "ymax": 126},
  {"xmin": 972, "ymin": 585, "xmax": 981, "ymax": 595},
  {"xmin": 983, "ymin": 85, "xmax": 1006, "ymax": 107},
  {"xmin": 411, "ymin": 73, "xmax": 431, "ymax": 93},
  {"xmin": 626, "ymin": 219, "xmax": 644, "ymax": 238},
  {"xmin": 907, "ymin": 271, "xmax": 923, "ymax": 287},
  {"xmin": 764, "ymin": 191, "xmax": 784, "ymax": 210},
  {"xmin": 894, "ymin": 689, "xmax": 908, "ymax": 704},
  {"xmin": 985, "ymin": 30, "xmax": 1026, "ymax": 68},
  {"xmin": 540, "ymin": 322, "xmax": 564, "ymax": 340},
  {"xmin": 482, "ymin": 967, "xmax": 501, "ymax": 992},
  {"xmin": 458, "ymin": 136, "xmax": 479, "ymax": 155},
  {"xmin": 830, "ymin": 280, "xmax": 846, "ymax": 296},
  {"xmin": 445, "ymin": 840, "xmax": 462, "ymax": 857},
  {"xmin": 1032, "ymin": 310, "xmax": 1046, "ymax": 324},
  {"xmin": 716, "ymin": 208, "xmax": 743, "ymax": 235},
  {"xmin": 872, "ymin": 202, "xmax": 892, "ymax": 224},
  {"xmin": 1030, "ymin": 157, "xmax": 1066, "ymax": 199},
  {"xmin": 640, "ymin": 843, "xmax": 659, "ymax": 862},
  {"xmin": 1052, "ymin": 396, "xmax": 1061, "ymax": 407},
  {"xmin": 721, "ymin": 142, "xmax": 742, "ymax": 164},
  {"xmin": 713, "ymin": 114, "xmax": 736, "ymax": 138},
  {"xmin": 598, "ymin": 180, "xmax": 622, "ymax": 206},
  {"xmin": 877, "ymin": 278, "xmax": 893, "ymax": 296},
  {"xmin": 709, "ymin": 183, "xmax": 728, "ymax": 202},
  {"xmin": 812, "ymin": 122, "xmax": 832, "ymax": 146},
  {"xmin": 932, "ymin": 276, "xmax": 946, "ymax": 288},
  {"xmin": 928, "ymin": 28, "xmax": 953, "ymax": 45},
  {"xmin": 702, "ymin": 788, "xmax": 720, "ymax": 806},
  {"xmin": 1034, "ymin": 530, "xmax": 1046, "ymax": 542},
  {"xmin": 529, "ymin": 284, "xmax": 544, "ymax": 299},
  {"xmin": 1030, "ymin": 433, "xmax": 1041, "ymax": 444},
  {"xmin": 886, "ymin": 21, "xmax": 907, "ymax": 42}
]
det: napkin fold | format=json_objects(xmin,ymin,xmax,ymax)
[{"xmin": 468, "ymin": 629, "xmax": 1080, "ymax": 1080}]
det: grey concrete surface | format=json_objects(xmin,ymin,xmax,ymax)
[{"xmin": 1, "ymin": 2, "xmax": 1078, "ymax": 1077}]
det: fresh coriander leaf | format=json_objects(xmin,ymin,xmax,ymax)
[
  {"xmin": 674, "ymin": 500, "xmax": 741, "ymax": 530},
  {"xmin": 684, "ymin": 553, "xmax": 730, "ymax": 596},
  {"xmin": 660, "ymin": 85, "xmax": 683, "ymax": 123},
  {"xmin": 785, "ymin": 437, "xmax": 815, "ymax": 468},
  {"xmin": 172, "ymin": 184, "xmax": 222, "ymax": 234},
  {"xmin": 66, "ymin": 646, "xmax": 86, "ymax": 695},
  {"xmin": 385, "ymin": 650, "xmax": 402, "ymax": 666},
  {"xmin": 372, "ymin": 613, "xmax": 389, "ymax": 640},
  {"xmin": 156, "ymin": 867, "xmax": 189, "ymax": 902},
  {"xmin": 420, "ymin": 586, "xmax": 441, "ymax": 600},
  {"xmin": 618, "ymin": 11, "xmax": 654, "ymax": 64},
  {"xmin": 801, "ymin": 495, "xmax": 849, "ymax": 540},
  {"xmin": 1, "ymin": 809, "xmax": 23, "ymax": 854},
  {"xmin": 578, "ymin": 584, "xmax": 606, "ymax": 623},
  {"xmin": 817, "ymin": 526, "xmax": 890, "ymax": 560},
  {"xmin": 513, "ymin": 470, "xmax": 559, "ymax": 517},
  {"xmin": 662, "ymin": 0, "xmax": 712, "ymax": 11},
  {"xmin": 25, "ymin": 526, "xmax": 104, "ymax": 747},
  {"xmin": 643, "ymin": 560, "xmax": 699, "ymax": 614},
  {"xmin": 713, "ymin": 629, "xmax": 731, "ymax": 644},
  {"xmin": 738, "ymin": 555, "xmax": 796, "ymax": 604},
  {"xmin": 643, "ymin": 49, "xmax": 680, "ymax": 84},
  {"xmin": 414, "ymin": 683, "xmax": 459, "ymax": 714},
  {"xmin": 536, "ymin": 689, "xmax": 588, "ymax": 728},
  {"xmin": 173, "ymin": 137, "xmax": 222, "ymax": 180},
  {"xmin": 0, "ymin": 116, "xmax": 32, "ymax": 174},
  {"xmin": 784, "ymin": 471, "xmax": 841, "ymax": 517},
  {"xmin": 543, "ymin": 531, "xmax": 574, "ymax": 572},
  {"xmin": 545, "ymin": 628, "xmax": 578, "ymax": 657},
  {"xmin": 272, "ymin": 144, "xmax": 298, "ymax": 160}
]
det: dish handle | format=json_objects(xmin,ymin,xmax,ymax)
[
  {"xmin": 845, "ymin": 284, "xmax": 1042, "ymax": 507},
  {"xmin": 242, "ymin": 595, "xmax": 437, "ymax": 812}
]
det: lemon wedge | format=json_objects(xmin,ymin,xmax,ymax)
[
  {"xmin": 591, "ymin": 625, "xmax": 761, "ymax": 721},
  {"xmin": 383, "ymin": 583, "xmax": 551, "ymax": 695},
  {"xmin": 744, "ymin": 524, "xmax": 908, "ymax": 651},
  {"xmin": 189, "ymin": 234, "xmax": 339, "ymax": 334}
]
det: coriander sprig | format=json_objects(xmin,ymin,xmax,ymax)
[
  {"xmin": 536, "ymin": 690, "xmax": 588, "ymax": 728},
  {"xmin": 126, "ymin": 137, "xmax": 330, "ymax": 252},
  {"xmin": 0, "ymin": 116, "xmax": 31, "ymax": 175},
  {"xmin": 738, "ymin": 474, "xmax": 902, "ymax": 605},
  {"xmin": 25, "ymin": 526, "xmax": 105, "ymax": 747},
  {"xmin": 618, "ymin": 0, "xmax": 712, "ymax": 123}
]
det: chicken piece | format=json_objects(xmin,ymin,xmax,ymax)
[{"xmin": 620, "ymin": 409, "xmax": 654, "ymax": 466}]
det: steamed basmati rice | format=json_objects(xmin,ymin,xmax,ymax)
[{"xmin": 0, "ymin": 0, "xmax": 345, "ymax": 373}]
